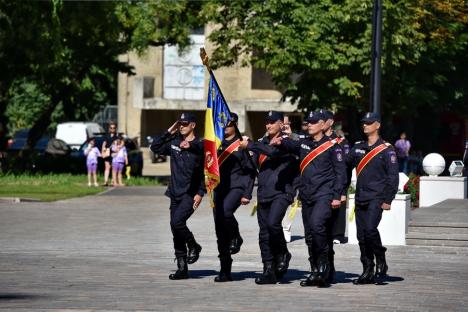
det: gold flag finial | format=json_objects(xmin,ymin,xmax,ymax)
[{"xmin": 200, "ymin": 47, "xmax": 211, "ymax": 70}]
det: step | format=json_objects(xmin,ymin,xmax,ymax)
[
  {"xmin": 408, "ymin": 225, "xmax": 468, "ymax": 235},
  {"xmin": 406, "ymin": 238, "xmax": 468, "ymax": 248},
  {"xmin": 406, "ymin": 232, "xmax": 468, "ymax": 241}
]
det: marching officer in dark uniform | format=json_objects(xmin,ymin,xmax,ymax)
[
  {"xmin": 151, "ymin": 113, "xmax": 205, "ymax": 280},
  {"xmin": 213, "ymin": 113, "xmax": 256, "ymax": 282},
  {"xmin": 239, "ymin": 111, "xmax": 298, "ymax": 284},
  {"xmin": 320, "ymin": 109, "xmax": 351, "ymax": 283},
  {"xmin": 346, "ymin": 112, "xmax": 399, "ymax": 284},
  {"xmin": 269, "ymin": 111, "xmax": 347, "ymax": 287}
]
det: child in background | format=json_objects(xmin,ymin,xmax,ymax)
[
  {"xmin": 111, "ymin": 136, "xmax": 128, "ymax": 187},
  {"xmin": 84, "ymin": 137, "xmax": 101, "ymax": 187}
]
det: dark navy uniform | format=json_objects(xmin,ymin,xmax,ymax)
[
  {"xmin": 214, "ymin": 135, "xmax": 255, "ymax": 261},
  {"xmin": 346, "ymin": 112, "xmax": 399, "ymax": 284},
  {"xmin": 274, "ymin": 111, "xmax": 346, "ymax": 286},
  {"xmin": 248, "ymin": 136, "xmax": 298, "ymax": 264},
  {"xmin": 246, "ymin": 112, "xmax": 299, "ymax": 284},
  {"xmin": 347, "ymin": 138, "xmax": 398, "ymax": 264},
  {"xmin": 150, "ymin": 124, "xmax": 205, "ymax": 260}
]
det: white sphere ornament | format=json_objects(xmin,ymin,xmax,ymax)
[{"xmin": 422, "ymin": 153, "xmax": 446, "ymax": 176}]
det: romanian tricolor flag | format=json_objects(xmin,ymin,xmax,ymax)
[{"xmin": 204, "ymin": 73, "xmax": 232, "ymax": 194}]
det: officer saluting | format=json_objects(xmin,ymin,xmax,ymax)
[
  {"xmin": 240, "ymin": 111, "xmax": 298, "ymax": 284},
  {"xmin": 346, "ymin": 112, "xmax": 399, "ymax": 284},
  {"xmin": 213, "ymin": 113, "xmax": 256, "ymax": 282},
  {"xmin": 151, "ymin": 113, "xmax": 205, "ymax": 280},
  {"xmin": 269, "ymin": 111, "xmax": 347, "ymax": 287}
]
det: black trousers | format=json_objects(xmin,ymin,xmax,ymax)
[
  {"xmin": 326, "ymin": 200, "xmax": 347, "ymax": 262},
  {"xmin": 213, "ymin": 188, "xmax": 244, "ymax": 258},
  {"xmin": 302, "ymin": 199, "xmax": 332, "ymax": 263},
  {"xmin": 355, "ymin": 199, "xmax": 387, "ymax": 265},
  {"xmin": 257, "ymin": 197, "xmax": 290, "ymax": 262},
  {"xmin": 170, "ymin": 194, "xmax": 196, "ymax": 258}
]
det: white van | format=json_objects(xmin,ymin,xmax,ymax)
[{"xmin": 55, "ymin": 122, "xmax": 104, "ymax": 150}]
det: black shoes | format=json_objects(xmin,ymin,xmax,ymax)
[
  {"xmin": 229, "ymin": 236, "xmax": 243, "ymax": 255},
  {"xmin": 275, "ymin": 252, "xmax": 291, "ymax": 279},
  {"xmin": 301, "ymin": 254, "xmax": 330, "ymax": 287},
  {"xmin": 214, "ymin": 256, "xmax": 233, "ymax": 282},
  {"xmin": 375, "ymin": 254, "xmax": 388, "ymax": 282},
  {"xmin": 169, "ymin": 257, "xmax": 189, "ymax": 280},
  {"xmin": 255, "ymin": 261, "xmax": 277, "ymax": 285},
  {"xmin": 353, "ymin": 262, "xmax": 376, "ymax": 285},
  {"xmin": 187, "ymin": 240, "xmax": 202, "ymax": 264}
]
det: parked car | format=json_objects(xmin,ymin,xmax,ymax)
[
  {"xmin": 68, "ymin": 135, "xmax": 143, "ymax": 176},
  {"xmin": 55, "ymin": 122, "xmax": 104, "ymax": 150},
  {"xmin": 7, "ymin": 128, "xmax": 50, "ymax": 154}
]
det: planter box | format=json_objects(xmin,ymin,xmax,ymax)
[
  {"xmin": 346, "ymin": 194, "xmax": 411, "ymax": 246},
  {"xmin": 419, "ymin": 176, "xmax": 467, "ymax": 207}
]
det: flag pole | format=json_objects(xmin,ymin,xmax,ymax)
[{"xmin": 200, "ymin": 48, "xmax": 258, "ymax": 171}]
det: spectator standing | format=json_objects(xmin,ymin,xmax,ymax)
[
  {"xmin": 111, "ymin": 136, "xmax": 128, "ymax": 187},
  {"xmin": 395, "ymin": 132, "xmax": 411, "ymax": 174},
  {"xmin": 84, "ymin": 137, "xmax": 101, "ymax": 187},
  {"xmin": 102, "ymin": 121, "xmax": 118, "ymax": 186}
]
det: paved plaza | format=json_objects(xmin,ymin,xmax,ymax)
[{"xmin": 1, "ymin": 186, "xmax": 468, "ymax": 311}]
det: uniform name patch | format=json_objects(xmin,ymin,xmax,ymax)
[
  {"xmin": 355, "ymin": 149, "xmax": 366, "ymax": 154},
  {"xmin": 301, "ymin": 144, "xmax": 311, "ymax": 150},
  {"xmin": 171, "ymin": 145, "xmax": 181, "ymax": 152}
]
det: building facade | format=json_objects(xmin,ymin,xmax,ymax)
[{"xmin": 117, "ymin": 28, "xmax": 300, "ymax": 145}]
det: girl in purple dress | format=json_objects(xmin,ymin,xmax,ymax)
[
  {"xmin": 111, "ymin": 137, "xmax": 128, "ymax": 186},
  {"xmin": 84, "ymin": 138, "xmax": 101, "ymax": 187}
]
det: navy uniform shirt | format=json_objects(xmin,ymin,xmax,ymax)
[
  {"xmin": 247, "ymin": 135, "xmax": 299, "ymax": 203},
  {"xmin": 151, "ymin": 131, "xmax": 205, "ymax": 199},
  {"xmin": 279, "ymin": 135, "xmax": 347, "ymax": 203},
  {"xmin": 215, "ymin": 136, "xmax": 256, "ymax": 199},
  {"xmin": 327, "ymin": 131, "xmax": 351, "ymax": 196},
  {"xmin": 346, "ymin": 138, "xmax": 399, "ymax": 204}
]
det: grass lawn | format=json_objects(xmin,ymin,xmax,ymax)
[{"xmin": 0, "ymin": 174, "xmax": 159, "ymax": 201}]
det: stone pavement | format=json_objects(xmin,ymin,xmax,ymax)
[{"xmin": 1, "ymin": 186, "xmax": 468, "ymax": 311}]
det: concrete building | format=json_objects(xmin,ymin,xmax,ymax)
[{"xmin": 117, "ymin": 28, "xmax": 300, "ymax": 145}]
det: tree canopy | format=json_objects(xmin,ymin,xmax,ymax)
[
  {"xmin": 0, "ymin": 0, "xmax": 203, "ymax": 152},
  {"xmin": 203, "ymin": 0, "xmax": 468, "ymax": 116}
]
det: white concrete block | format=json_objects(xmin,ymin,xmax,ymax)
[
  {"xmin": 419, "ymin": 176, "xmax": 467, "ymax": 207},
  {"xmin": 346, "ymin": 194, "xmax": 411, "ymax": 246}
]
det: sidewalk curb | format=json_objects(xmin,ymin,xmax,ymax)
[{"xmin": 0, "ymin": 197, "xmax": 41, "ymax": 203}]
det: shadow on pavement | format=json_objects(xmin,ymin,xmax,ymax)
[
  {"xmin": 0, "ymin": 293, "xmax": 48, "ymax": 301},
  {"xmin": 290, "ymin": 235, "xmax": 304, "ymax": 242}
]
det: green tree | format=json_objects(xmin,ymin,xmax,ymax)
[
  {"xmin": 0, "ymin": 0, "xmax": 203, "ymax": 154},
  {"xmin": 203, "ymin": 0, "xmax": 468, "ymax": 118}
]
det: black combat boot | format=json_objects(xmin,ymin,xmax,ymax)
[
  {"xmin": 229, "ymin": 235, "xmax": 243, "ymax": 255},
  {"xmin": 187, "ymin": 238, "xmax": 202, "ymax": 264},
  {"xmin": 353, "ymin": 261, "xmax": 375, "ymax": 285},
  {"xmin": 375, "ymin": 253, "xmax": 388, "ymax": 281},
  {"xmin": 300, "ymin": 260, "xmax": 319, "ymax": 287},
  {"xmin": 315, "ymin": 252, "xmax": 330, "ymax": 286},
  {"xmin": 169, "ymin": 256, "xmax": 189, "ymax": 280},
  {"xmin": 255, "ymin": 261, "xmax": 277, "ymax": 285},
  {"xmin": 275, "ymin": 251, "xmax": 292, "ymax": 279},
  {"xmin": 214, "ymin": 256, "xmax": 233, "ymax": 282}
]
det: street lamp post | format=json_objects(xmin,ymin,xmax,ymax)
[{"xmin": 369, "ymin": 0, "xmax": 383, "ymax": 114}]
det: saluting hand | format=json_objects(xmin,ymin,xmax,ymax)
[
  {"xmin": 168, "ymin": 121, "xmax": 180, "ymax": 134},
  {"xmin": 331, "ymin": 199, "xmax": 341, "ymax": 209},
  {"xmin": 381, "ymin": 203, "xmax": 391, "ymax": 210},
  {"xmin": 239, "ymin": 136, "xmax": 250, "ymax": 149},
  {"xmin": 240, "ymin": 197, "xmax": 250, "ymax": 205},
  {"xmin": 269, "ymin": 136, "xmax": 283, "ymax": 146},
  {"xmin": 193, "ymin": 194, "xmax": 203, "ymax": 210}
]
